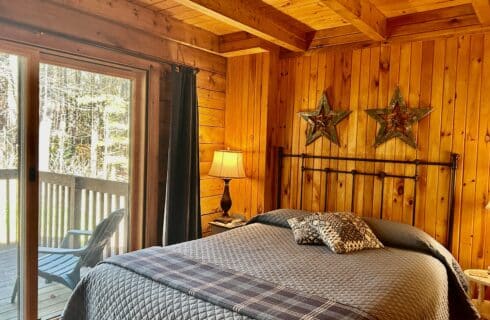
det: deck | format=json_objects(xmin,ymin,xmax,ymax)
[
  {"xmin": 0, "ymin": 247, "xmax": 72, "ymax": 320},
  {"xmin": 0, "ymin": 170, "xmax": 129, "ymax": 320}
]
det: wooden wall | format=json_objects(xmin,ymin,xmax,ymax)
[
  {"xmin": 277, "ymin": 33, "xmax": 490, "ymax": 269},
  {"xmin": 227, "ymin": 33, "xmax": 490, "ymax": 269},
  {"xmin": 198, "ymin": 70, "xmax": 228, "ymax": 234},
  {"xmin": 224, "ymin": 54, "xmax": 268, "ymax": 220}
]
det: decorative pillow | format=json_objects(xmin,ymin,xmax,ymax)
[
  {"xmin": 310, "ymin": 212, "xmax": 383, "ymax": 253},
  {"xmin": 287, "ymin": 214, "xmax": 324, "ymax": 245}
]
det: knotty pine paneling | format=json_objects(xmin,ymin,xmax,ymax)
[
  {"xmin": 270, "ymin": 33, "xmax": 490, "ymax": 269},
  {"xmin": 224, "ymin": 53, "xmax": 273, "ymax": 220}
]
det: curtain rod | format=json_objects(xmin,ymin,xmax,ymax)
[{"xmin": 0, "ymin": 18, "xmax": 201, "ymax": 73}]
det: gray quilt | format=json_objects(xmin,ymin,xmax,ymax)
[{"xmin": 63, "ymin": 209, "xmax": 478, "ymax": 320}]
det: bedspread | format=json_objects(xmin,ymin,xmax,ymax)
[{"xmin": 63, "ymin": 209, "xmax": 478, "ymax": 320}]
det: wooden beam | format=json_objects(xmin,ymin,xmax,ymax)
[
  {"xmin": 172, "ymin": 0, "xmax": 308, "ymax": 52},
  {"xmin": 472, "ymin": 0, "xmax": 490, "ymax": 25},
  {"xmin": 320, "ymin": 0, "xmax": 386, "ymax": 41},
  {"xmin": 219, "ymin": 32, "xmax": 276, "ymax": 57},
  {"xmin": 309, "ymin": 25, "xmax": 371, "ymax": 49},
  {"xmin": 48, "ymin": 0, "xmax": 220, "ymax": 53}
]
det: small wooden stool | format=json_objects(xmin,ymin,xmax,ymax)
[{"xmin": 465, "ymin": 269, "xmax": 490, "ymax": 319}]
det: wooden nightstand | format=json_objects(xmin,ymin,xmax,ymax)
[
  {"xmin": 209, "ymin": 219, "xmax": 246, "ymax": 235},
  {"xmin": 465, "ymin": 269, "xmax": 490, "ymax": 319}
]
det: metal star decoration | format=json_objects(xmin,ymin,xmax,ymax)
[
  {"xmin": 366, "ymin": 86, "xmax": 432, "ymax": 149},
  {"xmin": 299, "ymin": 92, "xmax": 351, "ymax": 146}
]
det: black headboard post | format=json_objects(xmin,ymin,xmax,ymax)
[
  {"xmin": 447, "ymin": 153, "xmax": 460, "ymax": 250},
  {"xmin": 276, "ymin": 147, "xmax": 284, "ymax": 209}
]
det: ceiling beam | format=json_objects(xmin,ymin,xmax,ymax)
[
  {"xmin": 219, "ymin": 32, "xmax": 277, "ymax": 57},
  {"xmin": 48, "ymin": 0, "xmax": 220, "ymax": 53},
  {"xmin": 319, "ymin": 0, "xmax": 386, "ymax": 41},
  {"xmin": 171, "ymin": 0, "xmax": 309, "ymax": 52},
  {"xmin": 309, "ymin": 25, "xmax": 371, "ymax": 48},
  {"xmin": 472, "ymin": 0, "xmax": 490, "ymax": 25}
]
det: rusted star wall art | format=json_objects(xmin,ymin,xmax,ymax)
[
  {"xmin": 366, "ymin": 86, "xmax": 432, "ymax": 149},
  {"xmin": 299, "ymin": 91, "xmax": 351, "ymax": 146}
]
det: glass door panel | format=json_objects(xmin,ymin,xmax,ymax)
[
  {"xmin": 0, "ymin": 52, "xmax": 21, "ymax": 320},
  {"xmin": 37, "ymin": 60, "xmax": 132, "ymax": 319}
]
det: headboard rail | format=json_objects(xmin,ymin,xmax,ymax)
[{"xmin": 276, "ymin": 147, "xmax": 460, "ymax": 248}]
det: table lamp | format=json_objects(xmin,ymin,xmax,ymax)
[{"xmin": 208, "ymin": 150, "xmax": 246, "ymax": 223}]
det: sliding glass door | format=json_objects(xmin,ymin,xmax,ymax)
[
  {"xmin": 0, "ymin": 50, "xmax": 21, "ymax": 320},
  {"xmin": 36, "ymin": 57, "xmax": 136, "ymax": 319},
  {"xmin": 0, "ymin": 41, "xmax": 147, "ymax": 320}
]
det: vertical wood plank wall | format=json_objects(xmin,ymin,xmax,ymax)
[
  {"xmin": 276, "ymin": 34, "xmax": 490, "ymax": 269},
  {"xmin": 227, "ymin": 33, "xmax": 490, "ymax": 269},
  {"xmin": 223, "ymin": 53, "xmax": 272, "ymax": 221}
]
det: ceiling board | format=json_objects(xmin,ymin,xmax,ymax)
[
  {"xmin": 370, "ymin": 0, "xmax": 472, "ymax": 17},
  {"xmin": 260, "ymin": 0, "xmax": 349, "ymax": 29},
  {"xmin": 132, "ymin": 0, "xmax": 241, "ymax": 34}
]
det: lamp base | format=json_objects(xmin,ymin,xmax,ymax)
[{"xmin": 216, "ymin": 178, "xmax": 233, "ymax": 223}]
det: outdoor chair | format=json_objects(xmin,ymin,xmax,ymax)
[{"xmin": 11, "ymin": 208, "xmax": 125, "ymax": 303}]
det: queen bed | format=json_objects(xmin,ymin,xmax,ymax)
[
  {"xmin": 63, "ymin": 209, "xmax": 477, "ymax": 320},
  {"xmin": 62, "ymin": 151, "xmax": 478, "ymax": 320}
]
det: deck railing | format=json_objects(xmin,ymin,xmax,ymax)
[{"xmin": 0, "ymin": 169, "xmax": 129, "ymax": 257}]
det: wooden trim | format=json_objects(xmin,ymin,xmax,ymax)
[
  {"xmin": 319, "ymin": 0, "xmax": 386, "ymax": 41},
  {"xmin": 21, "ymin": 47, "xmax": 40, "ymax": 320},
  {"xmin": 472, "ymin": 0, "xmax": 490, "ymax": 25},
  {"xmin": 144, "ymin": 65, "xmax": 163, "ymax": 247},
  {"xmin": 129, "ymin": 71, "xmax": 147, "ymax": 251},
  {"xmin": 48, "ymin": 0, "xmax": 220, "ymax": 54},
  {"xmin": 172, "ymin": 0, "xmax": 308, "ymax": 52}
]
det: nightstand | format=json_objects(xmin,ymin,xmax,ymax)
[
  {"xmin": 464, "ymin": 269, "xmax": 490, "ymax": 319},
  {"xmin": 209, "ymin": 220, "xmax": 246, "ymax": 235}
]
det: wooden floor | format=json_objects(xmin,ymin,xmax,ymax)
[{"xmin": 0, "ymin": 247, "xmax": 72, "ymax": 320}]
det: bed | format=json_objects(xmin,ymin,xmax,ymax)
[
  {"xmin": 63, "ymin": 209, "xmax": 477, "ymax": 320},
  {"xmin": 62, "ymin": 151, "xmax": 478, "ymax": 320}
]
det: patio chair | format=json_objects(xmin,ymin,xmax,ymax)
[{"xmin": 11, "ymin": 208, "xmax": 125, "ymax": 303}]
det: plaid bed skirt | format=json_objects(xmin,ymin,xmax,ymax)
[{"xmin": 104, "ymin": 247, "xmax": 376, "ymax": 320}]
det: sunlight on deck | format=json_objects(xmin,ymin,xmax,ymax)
[{"xmin": 0, "ymin": 247, "xmax": 72, "ymax": 320}]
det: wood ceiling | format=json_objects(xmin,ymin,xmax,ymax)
[
  {"xmin": 125, "ymin": 0, "xmax": 490, "ymax": 55},
  {"xmin": 54, "ymin": 0, "xmax": 490, "ymax": 56}
]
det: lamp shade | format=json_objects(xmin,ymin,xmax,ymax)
[
  {"xmin": 486, "ymin": 201, "xmax": 490, "ymax": 210},
  {"xmin": 208, "ymin": 150, "xmax": 246, "ymax": 179}
]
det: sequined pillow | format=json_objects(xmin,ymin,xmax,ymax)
[
  {"xmin": 287, "ymin": 214, "xmax": 324, "ymax": 245},
  {"xmin": 311, "ymin": 212, "xmax": 383, "ymax": 253}
]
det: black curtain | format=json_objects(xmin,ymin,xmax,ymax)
[{"xmin": 162, "ymin": 65, "xmax": 202, "ymax": 245}]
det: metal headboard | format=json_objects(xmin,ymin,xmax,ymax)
[{"xmin": 275, "ymin": 147, "xmax": 459, "ymax": 248}]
